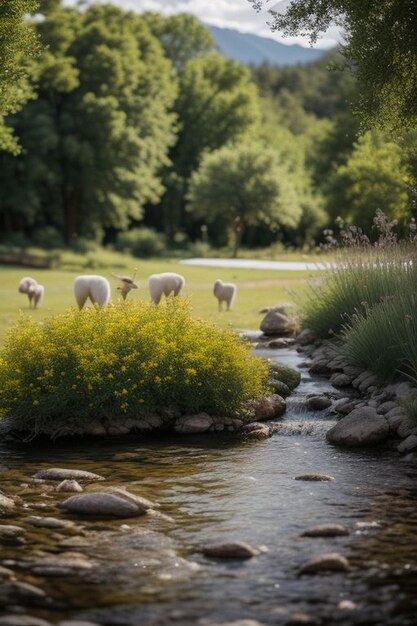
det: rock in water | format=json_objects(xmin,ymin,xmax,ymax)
[
  {"xmin": 0, "ymin": 617, "xmax": 52, "ymax": 626},
  {"xmin": 56, "ymin": 480, "xmax": 83, "ymax": 493},
  {"xmin": 301, "ymin": 524, "xmax": 349, "ymax": 537},
  {"xmin": 260, "ymin": 311, "xmax": 294, "ymax": 336},
  {"xmin": 201, "ymin": 541, "xmax": 260, "ymax": 559},
  {"xmin": 174, "ymin": 413, "xmax": 213, "ymax": 433},
  {"xmin": 293, "ymin": 474, "xmax": 335, "ymax": 482},
  {"xmin": 326, "ymin": 408, "xmax": 389, "ymax": 446},
  {"xmin": 306, "ymin": 396, "xmax": 332, "ymax": 411},
  {"xmin": 242, "ymin": 423, "xmax": 272, "ymax": 439},
  {"xmin": 32, "ymin": 468, "xmax": 104, "ymax": 482},
  {"xmin": 0, "ymin": 492, "xmax": 15, "ymax": 512},
  {"xmin": 299, "ymin": 552, "xmax": 350, "ymax": 575},
  {"xmin": 60, "ymin": 493, "xmax": 147, "ymax": 518}
]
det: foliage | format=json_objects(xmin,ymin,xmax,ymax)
[
  {"xmin": 115, "ymin": 228, "xmax": 166, "ymax": 259},
  {"xmin": 0, "ymin": 299, "xmax": 269, "ymax": 434},
  {"xmin": 249, "ymin": 0, "xmax": 417, "ymax": 129},
  {"xmin": 0, "ymin": 3, "xmax": 177, "ymax": 241},
  {"xmin": 188, "ymin": 141, "xmax": 302, "ymax": 256},
  {"xmin": 0, "ymin": 0, "xmax": 40, "ymax": 153}
]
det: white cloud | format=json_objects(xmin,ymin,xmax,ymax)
[{"xmin": 66, "ymin": 0, "xmax": 341, "ymax": 49}]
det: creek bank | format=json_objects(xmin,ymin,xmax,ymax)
[{"xmin": 292, "ymin": 329, "xmax": 417, "ymax": 457}]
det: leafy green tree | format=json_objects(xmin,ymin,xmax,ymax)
[
  {"xmin": 328, "ymin": 130, "xmax": 410, "ymax": 231},
  {"xmin": 0, "ymin": 4, "xmax": 177, "ymax": 241},
  {"xmin": 188, "ymin": 142, "xmax": 303, "ymax": 257},
  {"xmin": 249, "ymin": 0, "xmax": 417, "ymax": 129},
  {"xmin": 0, "ymin": 0, "xmax": 40, "ymax": 153}
]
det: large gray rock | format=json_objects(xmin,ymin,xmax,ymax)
[
  {"xmin": 201, "ymin": 541, "xmax": 260, "ymax": 559},
  {"xmin": 306, "ymin": 396, "xmax": 332, "ymax": 411},
  {"xmin": 60, "ymin": 493, "xmax": 147, "ymax": 518},
  {"xmin": 242, "ymin": 422, "xmax": 272, "ymax": 439},
  {"xmin": 301, "ymin": 524, "xmax": 349, "ymax": 538},
  {"xmin": 260, "ymin": 310, "xmax": 295, "ymax": 336},
  {"xmin": 248, "ymin": 395, "xmax": 286, "ymax": 420},
  {"xmin": 174, "ymin": 413, "xmax": 213, "ymax": 433},
  {"xmin": 295, "ymin": 328, "xmax": 318, "ymax": 346},
  {"xmin": 32, "ymin": 468, "xmax": 104, "ymax": 482},
  {"xmin": 326, "ymin": 407, "xmax": 389, "ymax": 446}
]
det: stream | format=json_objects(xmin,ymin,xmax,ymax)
[{"xmin": 1, "ymin": 347, "xmax": 417, "ymax": 625}]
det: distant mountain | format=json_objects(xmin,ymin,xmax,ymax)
[{"xmin": 207, "ymin": 25, "xmax": 327, "ymax": 67}]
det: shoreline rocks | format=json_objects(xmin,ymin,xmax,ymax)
[{"xmin": 60, "ymin": 493, "xmax": 149, "ymax": 518}]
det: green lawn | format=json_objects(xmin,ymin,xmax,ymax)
[{"xmin": 0, "ymin": 250, "xmax": 320, "ymax": 343}]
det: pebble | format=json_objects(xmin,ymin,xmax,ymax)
[
  {"xmin": 26, "ymin": 517, "xmax": 76, "ymax": 529},
  {"xmin": 301, "ymin": 524, "xmax": 349, "ymax": 537},
  {"xmin": 201, "ymin": 541, "xmax": 260, "ymax": 559},
  {"xmin": 293, "ymin": 474, "xmax": 335, "ymax": 482},
  {"xmin": 32, "ymin": 468, "xmax": 104, "ymax": 482},
  {"xmin": 299, "ymin": 552, "xmax": 351, "ymax": 575},
  {"xmin": 0, "ymin": 524, "xmax": 26, "ymax": 538},
  {"xmin": 60, "ymin": 492, "xmax": 148, "ymax": 518},
  {"xmin": 0, "ymin": 492, "xmax": 15, "ymax": 511},
  {"xmin": 338, "ymin": 600, "xmax": 357, "ymax": 610},
  {"xmin": 56, "ymin": 480, "xmax": 84, "ymax": 493}
]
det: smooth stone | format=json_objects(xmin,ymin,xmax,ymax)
[
  {"xmin": 0, "ymin": 581, "xmax": 47, "ymax": 601},
  {"xmin": 260, "ymin": 311, "xmax": 295, "ymax": 336},
  {"xmin": 338, "ymin": 600, "xmax": 357, "ymax": 610},
  {"xmin": 376, "ymin": 400, "xmax": 399, "ymax": 415},
  {"xmin": 301, "ymin": 524, "xmax": 349, "ymax": 537},
  {"xmin": 330, "ymin": 373, "xmax": 352, "ymax": 388},
  {"xmin": 333, "ymin": 399, "xmax": 359, "ymax": 415},
  {"xmin": 0, "ymin": 565, "xmax": 15, "ymax": 579},
  {"xmin": 105, "ymin": 486, "xmax": 158, "ymax": 510},
  {"xmin": 0, "ymin": 493, "xmax": 15, "ymax": 511},
  {"xmin": 201, "ymin": 541, "xmax": 260, "ymax": 559},
  {"xmin": 0, "ymin": 524, "xmax": 25, "ymax": 537},
  {"xmin": 59, "ymin": 622, "xmax": 102, "ymax": 626},
  {"xmin": 267, "ymin": 379, "xmax": 291, "ymax": 398},
  {"xmin": 174, "ymin": 413, "xmax": 213, "ymax": 434},
  {"xmin": 299, "ymin": 552, "xmax": 350, "ymax": 575},
  {"xmin": 293, "ymin": 474, "xmax": 335, "ymax": 481},
  {"xmin": 32, "ymin": 469, "xmax": 104, "ymax": 482},
  {"xmin": 0, "ymin": 617, "xmax": 52, "ymax": 626},
  {"xmin": 306, "ymin": 396, "xmax": 332, "ymax": 411},
  {"xmin": 308, "ymin": 359, "xmax": 331, "ymax": 375},
  {"xmin": 397, "ymin": 434, "xmax": 417, "ymax": 453},
  {"xmin": 60, "ymin": 493, "xmax": 147, "ymax": 518},
  {"xmin": 56, "ymin": 480, "xmax": 83, "ymax": 493},
  {"xmin": 249, "ymin": 394, "xmax": 286, "ymax": 420},
  {"xmin": 267, "ymin": 338, "xmax": 292, "ymax": 349},
  {"xmin": 242, "ymin": 423, "xmax": 272, "ymax": 439},
  {"xmin": 326, "ymin": 407, "xmax": 389, "ymax": 446},
  {"xmin": 295, "ymin": 328, "xmax": 318, "ymax": 346},
  {"xmin": 26, "ymin": 516, "xmax": 76, "ymax": 529}
]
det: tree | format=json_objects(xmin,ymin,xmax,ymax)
[
  {"xmin": 0, "ymin": 4, "xmax": 177, "ymax": 242},
  {"xmin": 327, "ymin": 130, "xmax": 410, "ymax": 231},
  {"xmin": 0, "ymin": 0, "xmax": 40, "ymax": 153},
  {"xmin": 249, "ymin": 0, "xmax": 417, "ymax": 129},
  {"xmin": 188, "ymin": 142, "xmax": 303, "ymax": 257}
]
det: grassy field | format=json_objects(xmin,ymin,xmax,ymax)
[{"xmin": 0, "ymin": 250, "xmax": 321, "ymax": 343}]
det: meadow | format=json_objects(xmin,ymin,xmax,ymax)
[{"xmin": 0, "ymin": 249, "xmax": 319, "ymax": 343}]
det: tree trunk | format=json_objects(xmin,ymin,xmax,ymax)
[
  {"xmin": 232, "ymin": 215, "xmax": 244, "ymax": 258},
  {"xmin": 64, "ymin": 186, "xmax": 79, "ymax": 244}
]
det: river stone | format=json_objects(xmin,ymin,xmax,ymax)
[
  {"xmin": 174, "ymin": 413, "xmax": 213, "ymax": 433},
  {"xmin": 59, "ymin": 622, "xmax": 102, "ymax": 626},
  {"xmin": 0, "ymin": 492, "xmax": 15, "ymax": 511},
  {"xmin": 376, "ymin": 400, "xmax": 399, "ymax": 415},
  {"xmin": 0, "ymin": 566, "xmax": 15, "ymax": 580},
  {"xmin": 201, "ymin": 541, "xmax": 260, "ymax": 559},
  {"xmin": 397, "ymin": 434, "xmax": 417, "ymax": 453},
  {"xmin": 0, "ymin": 524, "xmax": 25, "ymax": 538},
  {"xmin": 56, "ymin": 480, "xmax": 83, "ymax": 493},
  {"xmin": 32, "ymin": 468, "xmax": 104, "ymax": 482},
  {"xmin": 260, "ymin": 311, "xmax": 294, "ymax": 336},
  {"xmin": 330, "ymin": 373, "xmax": 353, "ymax": 388},
  {"xmin": 0, "ymin": 617, "xmax": 52, "ymax": 626},
  {"xmin": 242, "ymin": 423, "xmax": 272, "ymax": 439},
  {"xmin": 299, "ymin": 552, "xmax": 351, "ymax": 575},
  {"xmin": 0, "ymin": 581, "xmax": 47, "ymax": 603},
  {"xmin": 267, "ymin": 338, "xmax": 293, "ymax": 349},
  {"xmin": 60, "ymin": 493, "xmax": 147, "ymax": 518},
  {"xmin": 267, "ymin": 379, "xmax": 291, "ymax": 398},
  {"xmin": 249, "ymin": 395, "xmax": 286, "ymax": 420},
  {"xmin": 295, "ymin": 328, "xmax": 318, "ymax": 346},
  {"xmin": 326, "ymin": 408, "xmax": 389, "ymax": 446},
  {"xmin": 26, "ymin": 516, "xmax": 76, "ymax": 529},
  {"xmin": 308, "ymin": 359, "xmax": 331, "ymax": 376},
  {"xmin": 105, "ymin": 486, "xmax": 159, "ymax": 510},
  {"xmin": 293, "ymin": 474, "xmax": 335, "ymax": 482},
  {"xmin": 301, "ymin": 524, "xmax": 349, "ymax": 537},
  {"xmin": 333, "ymin": 399, "xmax": 359, "ymax": 415},
  {"xmin": 306, "ymin": 396, "xmax": 332, "ymax": 411}
]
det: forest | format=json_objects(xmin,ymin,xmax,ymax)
[{"xmin": 1, "ymin": 0, "xmax": 417, "ymax": 257}]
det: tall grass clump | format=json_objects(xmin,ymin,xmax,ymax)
[
  {"xmin": 342, "ymin": 291, "xmax": 417, "ymax": 382},
  {"xmin": 0, "ymin": 299, "xmax": 268, "ymax": 435}
]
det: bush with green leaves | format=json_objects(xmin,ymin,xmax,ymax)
[
  {"xmin": 0, "ymin": 299, "xmax": 269, "ymax": 435},
  {"xmin": 115, "ymin": 228, "xmax": 166, "ymax": 258}
]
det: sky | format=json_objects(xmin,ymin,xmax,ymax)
[{"xmin": 68, "ymin": 0, "xmax": 341, "ymax": 49}]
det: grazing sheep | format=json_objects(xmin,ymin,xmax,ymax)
[
  {"xmin": 213, "ymin": 279, "xmax": 237, "ymax": 312},
  {"xmin": 18, "ymin": 276, "xmax": 44, "ymax": 308},
  {"xmin": 27, "ymin": 283, "xmax": 45, "ymax": 309},
  {"xmin": 73, "ymin": 275, "xmax": 111, "ymax": 309},
  {"xmin": 148, "ymin": 272, "xmax": 185, "ymax": 305},
  {"xmin": 112, "ymin": 273, "xmax": 139, "ymax": 300}
]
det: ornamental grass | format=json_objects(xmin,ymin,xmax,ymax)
[{"xmin": 0, "ymin": 298, "xmax": 268, "ymax": 435}]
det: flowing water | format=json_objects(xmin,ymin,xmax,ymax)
[{"xmin": 1, "ymin": 347, "xmax": 417, "ymax": 625}]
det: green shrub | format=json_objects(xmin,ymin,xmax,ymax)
[
  {"xmin": 116, "ymin": 228, "xmax": 166, "ymax": 258},
  {"xmin": 32, "ymin": 226, "xmax": 64, "ymax": 250},
  {"xmin": 0, "ymin": 299, "xmax": 268, "ymax": 435},
  {"xmin": 304, "ymin": 245, "xmax": 417, "ymax": 337}
]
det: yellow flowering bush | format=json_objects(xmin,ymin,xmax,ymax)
[{"xmin": 0, "ymin": 299, "xmax": 268, "ymax": 434}]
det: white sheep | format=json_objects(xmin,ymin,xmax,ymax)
[
  {"xmin": 148, "ymin": 272, "xmax": 185, "ymax": 305},
  {"xmin": 73, "ymin": 275, "xmax": 111, "ymax": 309},
  {"xmin": 18, "ymin": 276, "xmax": 44, "ymax": 308},
  {"xmin": 213, "ymin": 279, "xmax": 237, "ymax": 311},
  {"xmin": 27, "ymin": 283, "xmax": 45, "ymax": 309}
]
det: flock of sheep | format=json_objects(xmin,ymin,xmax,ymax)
[{"xmin": 18, "ymin": 273, "xmax": 237, "ymax": 311}]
